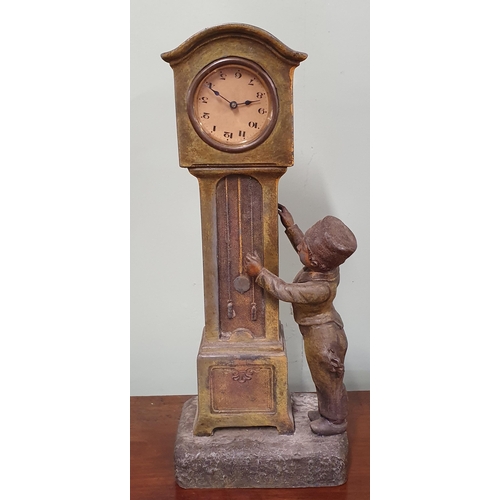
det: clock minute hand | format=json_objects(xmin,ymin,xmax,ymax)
[{"xmin": 206, "ymin": 83, "xmax": 238, "ymax": 109}]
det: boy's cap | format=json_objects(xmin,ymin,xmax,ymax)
[{"xmin": 304, "ymin": 216, "xmax": 357, "ymax": 269}]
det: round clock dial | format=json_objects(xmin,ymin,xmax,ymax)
[{"xmin": 187, "ymin": 57, "xmax": 278, "ymax": 152}]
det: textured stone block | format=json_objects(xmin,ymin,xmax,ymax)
[{"xmin": 174, "ymin": 392, "xmax": 348, "ymax": 488}]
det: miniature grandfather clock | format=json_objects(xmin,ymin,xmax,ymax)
[{"xmin": 162, "ymin": 24, "xmax": 307, "ymax": 435}]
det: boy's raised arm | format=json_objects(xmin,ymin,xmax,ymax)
[{"xmin": 278, "ymin": 203, "xmax": 304, "ymax": 252}]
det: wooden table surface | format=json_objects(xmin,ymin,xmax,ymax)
[{"xmin": 131, "ymin": 391, "xmax": 369, "ymax": 499}]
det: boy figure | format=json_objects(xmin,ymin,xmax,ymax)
[{"xmin": 244, "ymin": 204, "xmax": 357, "ymax": 435}]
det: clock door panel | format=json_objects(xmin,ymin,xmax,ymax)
[{"xmin": 216, "ymin": 175, "xmax": 265, "ymax": 339}]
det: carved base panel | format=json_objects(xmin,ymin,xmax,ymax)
[{"xmin": 193, "ymin": 343, "xmax": 294, "ymax": 436}]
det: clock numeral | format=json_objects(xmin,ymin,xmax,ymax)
[
  {"xmin": 258, "ymin": 108, "xmax": 267, "ymax": 114},
  {"xmin": 238, "ymin": 130, "xmax": 246, "ymax": 138},
  {"xmin": 224, "ymin": 131, "xmax": 233, "ymax": 139},
  {"xmin": 201, "ymin": 112, "xmax": 210, "ymax": 119},
  {"xmin": 235, "ymin": 70, "xmax": 242, "ymax": 79},
  {"xmin": 199, "ymin": 96, "xmax": 208, "ymax": 104},
  {"xmin": 248, "ymin": 121, "xmax": 258, "ymax": 129},
  {"xmin": 248, "ymin": 78, "xmax": 255, "ymax": 86},
  {"xmin": 256, "ymin": 92, "xmax": 265, "ymax": 99},
  {"xmin": 212, "ymin": 126, "xmax": 217, "ymax": 132},
  {"xmin": 219, "ymin": 71, "xmax": 227, "ymax": 80}
]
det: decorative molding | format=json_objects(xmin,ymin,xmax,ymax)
[
  {"xmin": 161, "ymin": 23, "xmax": 307, "ymax": 66},
  {"xmin": 231, "ymin": 368, "xmax": 255, "ymax": 383}
]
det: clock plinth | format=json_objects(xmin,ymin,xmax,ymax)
[
  {"xmin": 194, "ymin": 328, "xmax": 294, "ymax": 436},
  {"xmin": 162, "ymin": 24, "xmax": 306, "ymax": 436}
]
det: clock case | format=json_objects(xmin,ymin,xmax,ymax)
[
  {"xmin": 161, "ymin": 23, "xmax": 306, "ymax": 167},
  {"xmin": 162, "ymin": 24, "xmax": 307, "ymax": 435}
]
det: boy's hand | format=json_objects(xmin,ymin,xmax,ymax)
[
  {"xmin": 244, "ymin": 251, "xmax": 263, "ymax": 277},
  {"xmin": 278, "ymin": 203, "xmax": 294, "ymax": 228}
]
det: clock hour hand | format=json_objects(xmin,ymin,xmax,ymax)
[
  {"xmin": 206, "ymin": 83, "xmax": 238, "ymax": 109},
  {"xmin": 236, "ymin": 99, "xmax": 261, "ymax": 106}
]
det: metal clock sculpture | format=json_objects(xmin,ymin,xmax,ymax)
[{"xmin": 162, "ymin": 24, "xmax": 307, "ymax": 436}]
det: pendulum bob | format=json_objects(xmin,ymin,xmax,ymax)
[{"xmin": 189, "ymin": 167, "xmax": 294, "ymax": 436}]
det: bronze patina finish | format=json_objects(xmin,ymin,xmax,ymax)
[
  {"xmin": 162, "ymin": 25, "xmax": 307, "ymax": 435},
  {"xmin": 245, "ymin": 205, "xmax": 357, "ymax": 436},
  {"xmin": 161, "ymin": 23, "xmax": 307, "ymax": 167}
]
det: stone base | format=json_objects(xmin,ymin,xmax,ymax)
[{"xmin": 174, "ymin": 392, "xmax": 348, "ymax": 489}]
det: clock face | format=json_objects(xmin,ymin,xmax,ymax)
[{"xmin": 187, "ymin": 57, "xmax": 278, "ymax": 152}]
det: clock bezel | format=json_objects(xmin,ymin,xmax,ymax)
[{"xmin": 187, "ymin": 57, "xmax": 279, "ymax": 153}]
